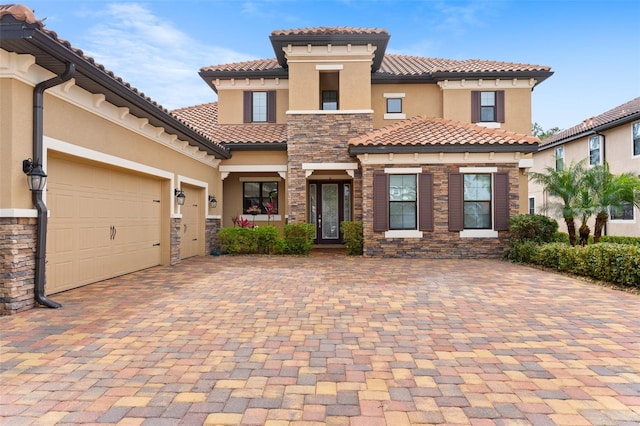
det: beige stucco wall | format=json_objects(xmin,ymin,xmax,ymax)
[
  {"xmin": 222, "ymin": 150, "xmax": 287, "ymax": 166},
  {"xmin": 0, "ymin": 78, "xmax": 36, "ymax": 210},
  {"xmin": 442, "ymin": 87, "xmax": 532, "ymax": 135},
  {"xmin": 371, "ymin": 83, "xmax": 442, "ymax": 129},
  {"xmin": 217, "ymin": 88, "xmax": 289, "ymax": 124}
]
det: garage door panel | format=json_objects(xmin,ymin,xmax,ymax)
[{"xmin": 47, "ymin": 156, "xmax": 162, "ymax": 294}]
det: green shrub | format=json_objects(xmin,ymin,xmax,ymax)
[
  {"xmin": 553, "ymin": 232, "xmax": 570, "ymax": 243},
  {"xmin": 283, "ymin": 223, "xmax": 315, "ymax": 255},
  {"xmin": 600, "ymin": 235, "xmax": 640, "ymax": 246},
  {"xmin": 218, "ymin": 227, "xmax": 258, "ymax": 254},
  {"xmin": 507, "ymin": 241, "xmax": 538, "ymax": 263},
  {"xmin": 340, "ymin": 221, "xmax": 363, "ymax": 255},
  {"xmin": 509, "ymin": 214, "xmax": 558, "ymax": 244},
  {"xmin": 253, "ymin": 226, "xmax": 280, "ymax": 254}
]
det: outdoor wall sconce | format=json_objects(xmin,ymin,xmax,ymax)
[
  {"xmin": 22, "ymin": 158, "xmax": 47, "ymax": 191},
  {"xmin": 208, "ymin": 195, "xmax": 217, "ymax": 209},
  {"xmin": 174, "ymin": 188, "xmax": 186, "ymax": 206}
]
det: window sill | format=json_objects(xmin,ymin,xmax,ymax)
[
  {"xmin": 241, "ymin": 214, "xmax": 282, "ymax": 221},
  {"xmin": 385, "ymin": 230, "xmax": 423, "ymax": 239},
  {"xmin": 476, "ymin": 122, "xmax": 501, "ymax": 129},
  {"xmin": 460, "ymin": 229, "xmax": 499, "ymax": 238},
  {"xmin": 384, "ymin": 113, "xmax": 406, "ymax": 120}
]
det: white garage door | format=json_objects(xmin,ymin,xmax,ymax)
[
  {"xmin": 46, "ymin": 155, "xmax": 162, "ymax": 294},
  {"xmin": 180, "ymin": 185, "xmax": 202, "ymax": 259}
]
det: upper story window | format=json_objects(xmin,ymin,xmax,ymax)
[
  {"xmin": 389, "ymin": 175, "xmax": 417, "ymax": 230},
  {"xmin": 471, "ymin": 90, "xmax": 505, "ymax": 123},
  {"xmin": 322, "ymin": 90, "xmax": 338, "ymax": 110},
  {"xmin": 243, "ymin": 91, "xmax": 276, "ymax": 123},
  {"xmin": 589, "ymin": 135, "xmax": 602, "ymax": 166},
  {"xmin": 555, "ymin": 146, "xmax": 565, "ymax": 171},
  {"xmin": 633, "ymin": 122, "xmax": 640, "ymax": 156},
  {"xmin": 528, "ymin": 197, "xmax": 536, "ymax": 215},
  {"xmin": 387, "ymin": 98, "xmax": 402, "ymax": 114}
]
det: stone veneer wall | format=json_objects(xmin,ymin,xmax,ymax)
[
  {"xmin": 286, "ymin": 113, "xmax": 372, "ymax": 223},
  {"xmin": 170, "ymin": 217, "xmax": 181, "ymax": 265},
  {"xmin": 0, "ymin": 218, "xmax": 37, "ymax": 315},
  {"xmin": 205, "ymin": 218, "xmax": 221, "ymax": 255},
  {"xmin": 362, "ymin": 163, "xmax": 520, "ymax": 258}
]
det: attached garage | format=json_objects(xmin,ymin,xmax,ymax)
[
  {"xmin": 46, "ymin": 154, "xmax": 163, "ymax": 294},
  {"xmin": 179, "ymin": 185, "xmax": 204, "ymax": 259}
]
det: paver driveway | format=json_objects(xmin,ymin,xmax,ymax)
[{"xmin": 1, "ymin": 255, "xmax": 639, "ymax": 425}]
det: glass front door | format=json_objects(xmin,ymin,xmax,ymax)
[{"xmin": 309, "ymin": 181, "xmax": 351, "ymax": 244}]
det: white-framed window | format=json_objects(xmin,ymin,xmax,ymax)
[
  {"xmin": 528, "ymin": 197, "xmax": 535, "ymax": 215},
  {"xmin": 480, "ymin": 92, "xmax": 496, "ymax": 122},
  {"xmin": 589, "ymin": 135, "xmax": 602, "ymax": 166},
  {"xmin": 555, "ymin": 146, "xmax": 565, "ymax": 171},
  {"xmin": 243, "ymin": 181, "xmax": 278, "ymax": 214},
  {"xmin": 611, "ymin": 201, "xmax": 635, "ymax": 221},
  {"xmin": 463, "ymin": 174, "xmax": 492, "ymax": 229},
  {"xmin": 633, "ymin": 122, "xmax": 640, "ymax": 157},
  {"xmin": 389, "ymin": 174, "xmax": 417, "ymax": 230},
  {"xmin": 383, "ymin": 93, "xmax": 406, "ymax": 119},
  {"xmin": 387, "ymin": 98, "xmax": 402, "ymax": 114}
]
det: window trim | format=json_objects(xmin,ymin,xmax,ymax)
[
  {"xmin": 388, "ymin": 174, "xmax": 417, "ymax": 231},
  {"xmin": 589, "ymin": 135, "xmax": 602, "ymax": 166},
  {"xmin": 471, "ymin": 90, "xmax": 505, "ymax": 124},
  {"xmin": 242, "ymin": 181, "xmax": 279, "ymax": 216},
  {"xmin": 633, "ymin": 122, "xmax": 640, "ymax": 157},
  {"xmin": 555, "ymin": 146, "xmax": 565, "ymax": 171},
  {"xmin": 610, "ymin": 201, "xmax": 636, "ymax": 222},
  {"xmin": 243, "ymin": 91, "xmax": 276, "ymax": 123}
]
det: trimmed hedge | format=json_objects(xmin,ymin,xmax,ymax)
[
  {"xmin": 340, "ymin": 221, "xmax": 363, "ymax": 255},
  {"xmin": 218, "ymin": 224, "xmax": 315, "ymax": 256},
  {"xmin": 509, "ymin": 214, "xmax": 558, "ymax": 244},
  {"xmin": 508, "ymin": 241, "xmax": 640, "ymax": 287},
  {"xmin": 553, "ymin": 233, "xmax": 640, "ymax": 246}
]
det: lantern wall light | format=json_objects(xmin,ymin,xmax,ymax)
[
  {"xmin": 174, "ymin": 188, "xmax": 186, "ymax": 205},
  {"xmin": 22, "ymin": 158, "xmax": 47, "ymax": 191},
  {"xmin": 208, "ymin": 195, "xmax": 217, "ymax": 209}
]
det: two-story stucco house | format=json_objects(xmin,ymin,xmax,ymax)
[
  {"xmin": 1, "ymin": 5, "xmax": 553, "ymax": 315},
  {"xmin": 174, "ymin": 27, "xmax": 552, "ymax": 258},
  {"xmin": 528, "ymin": 97, "xmax": 640, "ymax": 237}
]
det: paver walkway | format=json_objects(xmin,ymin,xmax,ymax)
[{"xmin": 1, "ymin": 255, "xmax": 639, "ymax": 425}]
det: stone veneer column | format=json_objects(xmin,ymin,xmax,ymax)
[
  {"xmin": 286, "ymin": 113, "xmax": 372, "ymax": 223},
  {"xmin": 0, "ymin": 218, "xmax": 37, "ymax": 315},
  {"xmin": 170, "ymin": 217, "xmax": 181, "ymax": 265},
  {"xmin": 205, "ymin": 218, "xmax": 221, "ymax": 255}
]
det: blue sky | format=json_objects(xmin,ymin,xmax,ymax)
[{"xmin": 23, "ymin": 0, "xmax": 640, "ymax": 132}]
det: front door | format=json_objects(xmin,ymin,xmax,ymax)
[{"xmin": 309, "ymin": 181, "xmax": 351, "ymax": 244}]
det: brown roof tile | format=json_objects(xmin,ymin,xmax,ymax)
[
  {"xmin": 541, "ymin": 97, "xmax": 640, "ymax": 146},
  {"xmin": 348, "ymin": 116, "xmax": 539, "ymax": 151},
  {"xmin": 201, "ymin": 58, "xmax": 281, "ymax": 73},
  {"xmin": 271, "ymin": 27, "xmax": 389, "ymax": 36},
  {"xmin": 172, "ymin": 102, "xmax": 287, "ymax": 145},
  {"xmin": 0, "ymin": 3, "xmax": 37, "ymax": 23}
]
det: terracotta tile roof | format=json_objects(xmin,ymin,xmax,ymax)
[
  {"xmin": 271, "ymin": 27, "xmax": 389, "ymax": 36},
  {"xmin": 541, "ymin": 97, "xmax": 640, "ymax": 147},
  {"xmin": 172, "ymin": 102, "xmax": 287, "ymax": 145},
  {"xmin": 378, "ymin": 54, "xmax": 551, "ymax": 75},
  {"xmin": 201, "ymin": 58, "xmax": 281, "ymax": 73},
  {"xmin": 0, "ymin": 3, "xmax": 36, "ymax": 22},
  {"xmin": 348, "ymin": 116, "xmax": 539, "ymax": 152},
  {"xmin": 201, "ymin": 54, "xmax": 550, "ymax": 77}
]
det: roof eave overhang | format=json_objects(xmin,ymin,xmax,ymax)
[
  {"xmin": 0, "ymin": 18, "xmax": 230, "ymax": 159},
  {"xmin": 198, "ymin": 69, "xmax": 289, "ymax": 93},
  {"xmin": 372, "ymin": 70, "xmax": 554, "ymax": 86},
  {"xmin": 539, "ymin": 111, "xmax": 640, "ymax": 151},
  {"xmin": 349, "ymin": 143, "xmax": 539, "ymax": 156},
  {"xmin": 269, "ymin": 32, "xmax": 390, "ymax": 71},
  {"xmin": 223, "ymin": 142, "xmax": 288, "ymax": 151}
]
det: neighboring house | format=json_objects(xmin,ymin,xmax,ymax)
[
  {"xmin": 174, "ymin": 27, "xmax": 552, "ymax": 258},
  {"xmin": 528, "ymin": 97, "xmax": 640, "ymax": 237},
  {"xmin": 0, "ymin": 5, "xmax": 229, "ymax": 314}
]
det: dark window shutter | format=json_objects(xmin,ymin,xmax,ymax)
[
  {"xmin": 496, "ymin": 90, "xmax": 505, "ymax": 123},
  {"xmin": 267, "ymin": 91, "xmax": 276, "ymax": 123},
  {"xmin": 494, "ymin": 172, "xmax": 509, "ymax": 231},
  {"xmin": 448, "ymin": 173, "xmax": 463, "ymax": 231},
  {"xmin": 418, "ymin": 173, "xmax": 434, "ymax": 231},
  {"xmin": 243, "ymin": 91, "xmax": 252, "ymax": 123},
  {"xmin": 373, "ymin": 171, "xmax": 389, "ymax": 232},
  {"xmin": 471, "ymin": 91, "xmax": 480, "ymax": 123}
]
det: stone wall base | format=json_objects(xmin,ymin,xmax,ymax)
[
  {"xmin": 1, "ymin": 217, "xmax": 37, "ymax": 315},
  {"xmin": 206, "ymin": 218, "xmax": 222, "ymax": 255}
]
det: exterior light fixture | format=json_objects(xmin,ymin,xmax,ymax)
[
  {"xmin": 208, "ymin": 195, "xmax": 217, "ymax": 209},
  {"xmin": 22, "ymin": 159, "xmax": 47, "ymax": 191},
  {"xmin": 174, "ymin": 188, "xmax": 186, "ymax": 206}
]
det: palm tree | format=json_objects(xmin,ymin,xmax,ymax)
[
  {"xmin": 529, "ymin": 159, "xmax": 587, "ymax": 246},
  {"xmin": 585, "ymin": 163, "xmax": 640, "ymax": 243}
]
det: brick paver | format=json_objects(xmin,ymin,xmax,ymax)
[{"xmin": 1, "ymin": 255, "xmax": 639, "ymax": 425}]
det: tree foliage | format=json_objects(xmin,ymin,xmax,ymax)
[{"xmin": 532, "ymin": 122, "xmax": 561, "ymax": 140}]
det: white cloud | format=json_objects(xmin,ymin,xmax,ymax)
[{"xmin": 79, "ymin": 2, "xmax": 255, "ymax": 109}]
